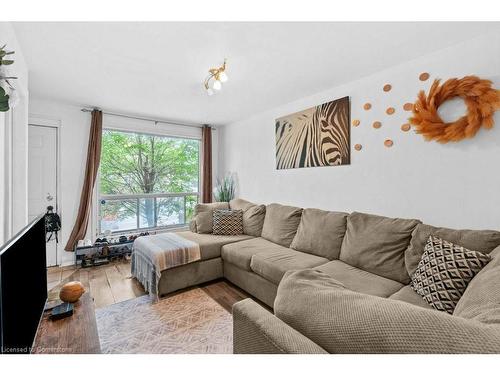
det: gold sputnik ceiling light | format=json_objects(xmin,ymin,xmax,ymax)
[{"xmin": 204, "ymin": 59, "xmax": 229, "ymax": 96}]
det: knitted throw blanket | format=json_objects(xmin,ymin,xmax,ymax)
[{"xmin": 131, "ymin": 233, "xmax": 201, "ymax": 297}]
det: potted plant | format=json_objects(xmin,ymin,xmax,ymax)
[{"xmin": 213, "ymin": 173, "xmax": 236, "ymax": 202}]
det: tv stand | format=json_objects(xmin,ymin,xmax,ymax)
[{"xmin": 33, "ymin": 291, "xmax": 101, "ymax": 354}]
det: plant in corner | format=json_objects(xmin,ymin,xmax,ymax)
[
  {"xmin": 0, "ymin": 44, "xmax": 18, "ymax": 112},
  {"xmin": 213, "ymin": 174, "xmax": 236, "ymax": 202}
]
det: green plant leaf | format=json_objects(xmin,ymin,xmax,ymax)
[
  {"xmin": 0, "ymin": 87, "xmax": 9, "ymax": 112},
  {"xmin": 0, "ymin": 91, "xmax": 9, "ymax": 111},
  {"xmin": 1, "ymin": 60, "xmax": 14, "ymax": 65},
  {"xmin": 214, "ymin": 174, "xmax": 236, "ymax": 202}
]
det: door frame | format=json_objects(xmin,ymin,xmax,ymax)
[{"xmin": 28, "ymin": 116, "xmax": 62, "ymax": 266}]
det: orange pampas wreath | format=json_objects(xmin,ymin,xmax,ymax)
[{"xmin": 409, "ymin": 75, "xmax": 500, "ymax": 143}]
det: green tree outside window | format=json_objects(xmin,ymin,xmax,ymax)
[{"xmin": 99, "ymin": 130, "xmax": 199, "ymax": 232}]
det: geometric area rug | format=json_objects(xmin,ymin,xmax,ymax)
[{"xmin": 95, "ymin": 288, "xmax": 233, "ymax": 354}]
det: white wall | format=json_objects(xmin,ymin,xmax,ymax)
[
  {"xmin": 0, "ymin": 22, "xmax": 29, "ymax": 245},
  {"xmin": 219, "ymin": 33, "xmax": 500, "ymax": 230}
]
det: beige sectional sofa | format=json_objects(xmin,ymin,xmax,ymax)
[{"xmin": 165, "ymin": 198, "xmax": 500, "ymax": 353}]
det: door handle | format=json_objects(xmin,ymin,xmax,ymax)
[{"xmin": 46, "ymin": 193, "xmax": 54, "ymax": 201}]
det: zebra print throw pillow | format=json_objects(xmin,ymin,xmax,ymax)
[
  {"xmin": 410, "ymin": 235, "xmax": 491, "ymax": 314},
  {"xmin": 212, "ymin": 209, "xmax": 243, "ymax": 236}
]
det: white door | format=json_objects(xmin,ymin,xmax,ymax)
[{"xmin": 28, "ymin": 125, "xmax": 58, "ymax": 267}]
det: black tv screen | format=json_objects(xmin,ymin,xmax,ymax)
[{"xmin": 0, "ymin": 215, "xmax": 47, "ymax": 354}]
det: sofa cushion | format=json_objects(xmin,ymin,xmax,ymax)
[
  {"xmin": 192, "ymin": 202, "xmax": 229, "ymax": 234},
  {"xmin": 261, "ymin": 203, "xmax": 303, "ymax": 247},
  {"xmin": 314, "ymin": 260, "xmax": 403, "ymax": 297},
  {"xmin": 454, "ymin": 246, "xmax": 500, "ymax": 323},
  {"xmin": 290, "ymin": 208, "xmax": 348, "ymax": 260},
  {"xmin": 229, "ymin": 198, "xmax": 266, "ymax": 237},
  {"xmin": 176, "ymin": 231, "xmax": 253, "ymax": 260},
  {"xmin": 250, "ymin": 248, "xmax": 328, "ymax": 285},
  {"xmin": 212, "ymin": 209, "xmax": 244, "ymax": 235},
  {"xmin": 194, "ymin": 211, "xmax": 213, "ymax": 234},
  {"xmin": 221, "ymin": 237, "xmax": 288, "ymax": 271},
  {"xmin": 410, "ymin": 236, "xmax": 491, "ymax": 314},
  {"xmin": 405, "ymin": 223, "xmax": 500, "ymax": 277},
  {"xmin": 389, "ymin": 285, "xmax": 432, "ymax": 309},
  {"xmin": 339, "ymin": 212, "xmax": 421, "ymax": 284}
]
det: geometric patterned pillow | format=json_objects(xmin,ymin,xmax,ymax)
[
  {"xmin": 410, "ymin": 235, "xmax": 491, "ymax": 314},
  {"xmin": 212, "ymin": 209, "xmax": 244, "ymax": 235}
]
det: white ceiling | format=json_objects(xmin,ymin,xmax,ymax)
[{"xmin": 12, "ymin": 22, "xmax": 500, "ymax": 125}]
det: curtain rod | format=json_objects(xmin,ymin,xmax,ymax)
[{"xmin": 81, "ymin": 108, "xmax": 206, "ymax": 129}]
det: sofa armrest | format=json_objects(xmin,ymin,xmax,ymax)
[
  {"xmin": 232, "ymin": 298, "xmax": 327, "ymax": 354},
  {"xmin": 275, "ymin": 269, "xmax": 500, "ymax": 354}
]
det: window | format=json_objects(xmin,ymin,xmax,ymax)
[{"xmin": 98, "ymin": 129, "xmax": 200, "ymax": 234}]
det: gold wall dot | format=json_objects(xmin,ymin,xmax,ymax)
[
  {"xmin": 419, "ymin": 72, "xmax": 430, "ymax": 81},
  {"xmin": 352, "ymin": 119, "xmax": 360, "ymax": 127},
  {"xmin": 363, "ymin": 103, "xmax": 372, "ymax": 110},
  {"xmin": 354, "ymin": 144, "xmax": 362, "ymax": 151},
  {"xmin": 383, "ymin": 84, "xmax": 392, "ymax": 92},
  {"xmin": 386, "ymin": 107, "xmax": 395, "ymax": 115},
  {"xmin": 373, "ymin": 121, "xmax": 382, "ymax": 129},
  {"xmin": 384, "ymin": 139, "xmax": 394, "ymax": 147},
  {"xmin": 401, "ymin": 123, "xmax": 411, "ymax": 132},
  {"xmin": 403, "ymin": 103, "xmax": 414, "ymax": 111}
]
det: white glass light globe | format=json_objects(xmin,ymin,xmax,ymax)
[
  {"xmin": 206, "ymin": 87, "xmax": 214, "ymax": 96},
  {"xmin": 212, "ymin": 79, "xmax": 222, "ymax": 90},
  {"xmin": 219, "ymin": 72, "xmax": 228, "ymax": 83}
]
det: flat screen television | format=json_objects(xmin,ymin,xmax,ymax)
[{"xmin": 0, "ymin": 214, "xmax": 47, "ymax": 354}]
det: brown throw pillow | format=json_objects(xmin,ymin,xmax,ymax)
[
  {"xmin": 410, "ymin": 235, "xmax": 491, "ymax": 314},
  {"xmin": 212, "ymin": 209, "xmax": 244, "ymax": 235}
]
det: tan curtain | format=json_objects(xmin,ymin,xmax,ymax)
[
  {"xmin": 64, "ymin": 110, "xmax": 103, "ymax": 251},
  {"xmin": 201, "ymin": 125, "xmax": 212, "ymax": 203}
]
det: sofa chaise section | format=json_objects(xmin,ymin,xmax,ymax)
[
  {"xmin": 157, "ymin": 231, "xmax": 253, "ymax": 296},
  {"xmin": 176, "ymin": 231, "xmax": 253, "ymax": 261}
]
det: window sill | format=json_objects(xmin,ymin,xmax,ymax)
[{"xmin": 96, "ymin": 225, "xmax": 191, "ymax": 239}]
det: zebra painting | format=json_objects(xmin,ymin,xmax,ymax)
[{"xmin": 275, "ymin": 96, "xmax": 350, "ymax": 169}]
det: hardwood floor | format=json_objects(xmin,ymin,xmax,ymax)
[
  {"xmin": 48, "ymin": 260, "xmax": 253, "ymax": 311},
  {"xmin": 200, "ymin": 279, "xmax": 251, "ymax": 312},
  {"xmin": 47, "ymin": 260, "xmax": 146, "ymax": 308},
  {"xmin": 42, "ymin": 261, "xmax": 255, "ymax": 353}
]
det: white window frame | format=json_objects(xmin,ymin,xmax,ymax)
[{"xmin": 94, "ymin": 121, "xmax": 202, "ymax": 237}]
